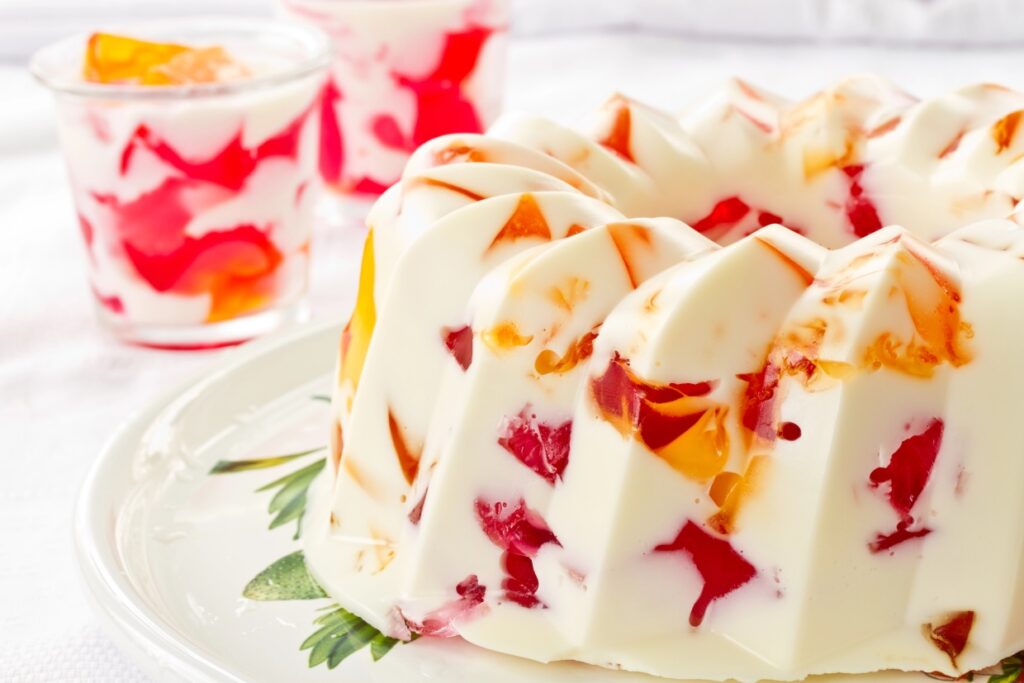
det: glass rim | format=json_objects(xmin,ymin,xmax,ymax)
[
  {"xmin": 281, "ymin": 0, "xmax": 479, "ymax": 8},
  {"xmin": 30, "ymin": 16, "xmax": 332, "ymax": 100}
]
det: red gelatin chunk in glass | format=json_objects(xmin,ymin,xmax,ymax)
[
  {"xmin": 91, "ymin": 285, "xmax": 125, "ymax": 314},
  {"xmin": 121, "ymin": 97, "xmax": 315, "ymax": 191},
  {"xmin": 396, "ymin": 26, "xmax": 492, "ymax": 146},
  {"xmin": 655, "ymin": 520, "xmax": 758, "ymax": 627},
  {"xmin": 497, "ymin": 406, "xmax": 572, "ymax": 485},
  {"xmin": 96, "ymin": 178, "xmax": 284, "ymax": 322},
  {"xmin": 319, "ymin": 80, "xmax": 344, "ymax": 185},
  {"xmin": 371, "ymin": 113, "xmax": 410, "ymax": 151}
]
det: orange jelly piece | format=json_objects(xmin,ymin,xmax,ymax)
[
  {"xmin": 83, "ymin": 33, "xmax": 244, "ymax": 85},
  {"xmin": 340, "ymin": 231, "xmax": 377, "ymax": 391}
]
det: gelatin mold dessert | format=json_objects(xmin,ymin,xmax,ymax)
[{"xmin": 304, "ymin": 75, "xmax": 1024, "ymax": 681}]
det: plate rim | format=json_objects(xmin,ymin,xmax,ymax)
[{"xmin": 73, "ymin": 319, "xmax": 341, "ymax": 683}]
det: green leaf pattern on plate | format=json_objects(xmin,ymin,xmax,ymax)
[
  {"xmin": 242, "ymin": 551, "xmax": 327, "ymax": 601},
  {"xmin": 211, "ymin": 418, "xmax": 413, "ymax": 669},
  {"xmin": 989, "ymin": 655, "xmax": 1023, "ymax": 683},
  {"xmin": 208, "ymin": 447, "xmax": 324, "ymax": 474},
  {"xmin": 256, "ymin": 458, "xmax": 326, "ymax": 539},
  {"xmin": 301, "ymin": 605, "xmax": 401, "ymax": 670}
]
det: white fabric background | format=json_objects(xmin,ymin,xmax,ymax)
[
  {"xmin": 2, "ymin": 0, "xmax": 1024, "ymax": 60},
  {"xmin": 4, "ymin": 9, "xmax": 1024, "ymax": 681}
]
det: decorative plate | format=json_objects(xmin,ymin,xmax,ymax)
[
  {"xmin": 75, "ymin": 321, "xmax": 656, "ymax": 682},
  {"xmin": 76, "ymin": 321, "xmax": 1024, "ymax": 683}
]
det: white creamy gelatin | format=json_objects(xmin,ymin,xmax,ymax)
[{"xmin": 307, "ymin": 77, "xmax": 1024, "ymax": 681}]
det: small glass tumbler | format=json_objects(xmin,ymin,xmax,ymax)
[
  {"xmin": 279, "ymin": 0, "xmax": 510, "ymax": 197},
  {"xmin": 31, "ymin": 19, "xmax": 331, "ymax": 349}
]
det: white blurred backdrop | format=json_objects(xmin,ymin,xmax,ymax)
[{"xmin": 2, "ymin": 0, "xmax": 1024, "ymax": 62}]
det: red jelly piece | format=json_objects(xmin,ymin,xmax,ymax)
[
  {"xmin": 475, "ymin": 498, "xmax": 559, "ymax": 557},
  {"xmin": 868, "ymin": 419, "xmax": 943, "ymax": 553},
  {"xmin": 738, "ymin": 350, "xmax": 816, "ymax": 445},
  {"xmin": 120, "ymin": 220, "xmax": 277, "ymax": 294},
  {"xmin": 502, "ymin": 552, "xmax": 543, "ymax": 608},
  {"xmin": 843, "ymin": 164, "xmax": 883, "ymax": 237},
  {"xmin": 411, "ymin": 574, "xmax": 487, "ymax": 638},
  {"xmin": 408, "ymin": 486, "xmax": 428, "ymax": 525},
  {"xmin": 591, "ymin": 353, "xmax": 717, "ymax": 451},
  {"xmin": 441, "ymin": 325, "xmax": 473, "ymax": 371},
  {"xmin": 497, "ymin": 406, "xmax": 572, "ymax": 485},
  {"xmin": 777, "ymin": 421, "xmax": 802, "ymax": 441},
  {"xmin": 655, "ymin": 520, "xmax": 758, "ymax": 627},
  {"xmin": 692, "ymin": 196, "xmax": 750, "ymax": 234},
  {"xmin": 870, "ymin": 419, "xmax": 944, "ymax": 520},
  {"xmin": 927, "ymin": 610, "xmax": 976, "ymax": 667},
  {"xmin": 475, "ymin": 498, "xmax": 560, "ymax": 608}
]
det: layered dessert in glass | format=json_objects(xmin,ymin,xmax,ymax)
[
  {"xmin": 279, "ymin": 0, "xmax": 510, "ymax": 197},
  {"xmin": 32, "ymin": 19, "xmax": 330, "ymax": 348}
]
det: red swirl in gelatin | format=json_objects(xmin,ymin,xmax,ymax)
[
  {"xmin": 120, "ymin": 98, "xmax": 317, "ymax": 191},
  {"xmin": 319, "ymin": 25, "xmax": 496, "ymax": 193},
  {"xmin": 94, "ymin": 100, "xmax": 317, "ymax": 322}
]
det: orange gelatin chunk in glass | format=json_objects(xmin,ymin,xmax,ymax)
[{"xmin": 83, "ymin": 33, "xmax": 245, "ymax": 85}]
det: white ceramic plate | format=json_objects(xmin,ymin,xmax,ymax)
[{"xmin": 75, "ymin": 320, "xmax": 671, "ymax": 683}]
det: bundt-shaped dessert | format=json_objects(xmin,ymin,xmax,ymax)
[{"xmin": 305, "ymin": 76, "xmax": 1024, "ymax": 681}]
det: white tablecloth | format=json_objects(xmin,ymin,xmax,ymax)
[
  {"xmin": 3, "ymin": 28, "xmax": 1024, "ymax": 682},
  {"xmin": 5, "ymin": 0, "xmax": 1024, "ymax": 60}
]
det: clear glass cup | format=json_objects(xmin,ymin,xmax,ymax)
[
  {"xmin": 279, "ymin": 0, "xmax": 510, "ymax": 198},
  {"xmin": 31, "ymin": 18, "xmax": 331, "ymax": 349}
]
